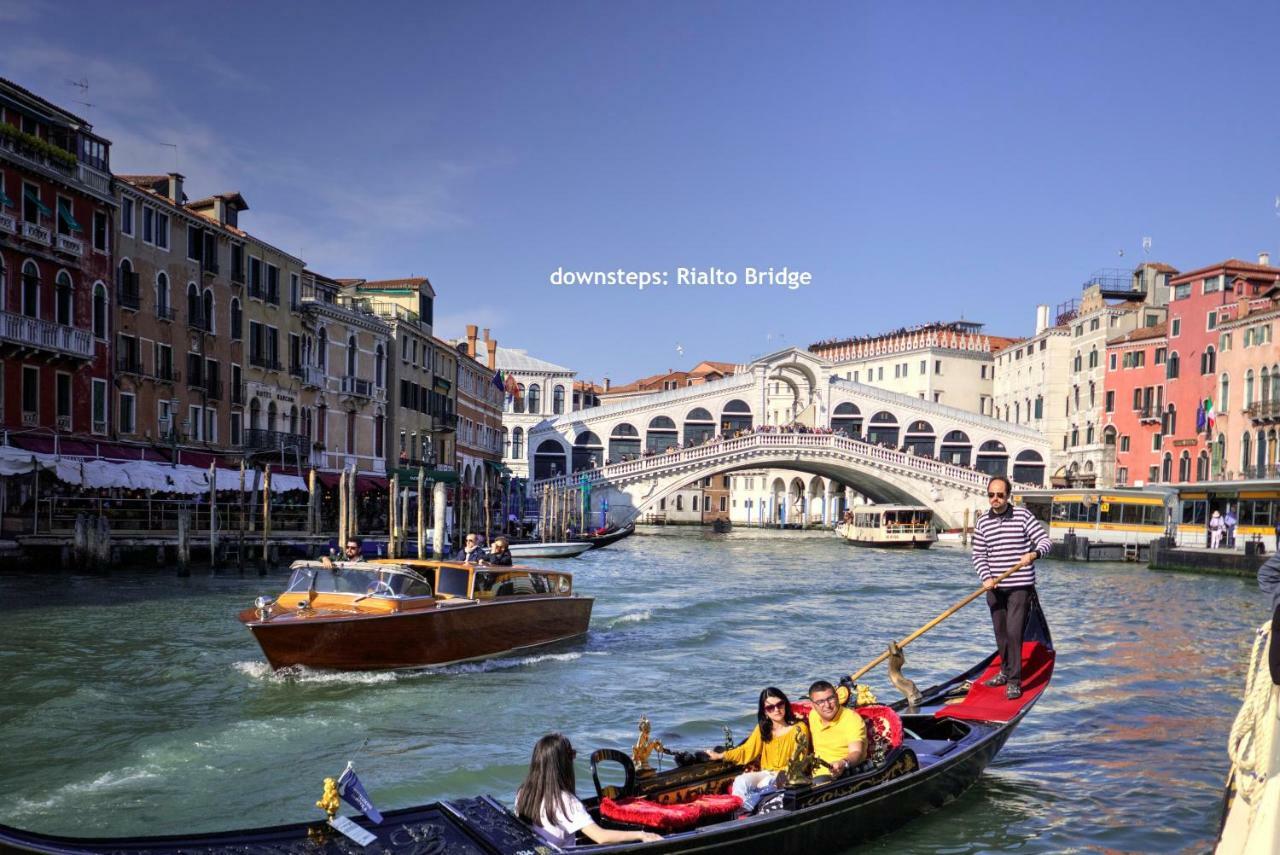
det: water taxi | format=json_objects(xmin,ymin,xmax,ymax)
[
  {"xmin": 238, "ymin": 559, "xmax": 593, "ymax": 670},
  {"xmin": 839, "ymin": 505, "xmax": 937, "ymax": 549}
]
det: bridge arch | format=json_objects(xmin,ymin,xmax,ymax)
[
  {"xmin": 867, "ymin": 411, "xmax": 900, "ymax": 446},
  {"xmin": 904, "ymin": 420, "xmax": 936, "ymax": 457},
  {"xmin": 721, "ymin": 399, "xmax": 753, "ymax": 434},
  {"xmin": 976, "ymin": 440, "xmax": 1009, "ymax": 476},
  {"xmin": 608, "ymin": 423, "xmax": 641, "ymax": 463},
  {"xmin": 646, "ymin": 416, "xmax": 678, "ymax": 453},
  {"xmin": 832, "ymin": 402, "xmax": 862, "ymax": 438},
  {"xmin": 573, "ymin": 431, "xmax": 603, "ymax": 471},
  {"xmin": 533, "ymin": 438, "xmax": 567, "ymax": 479},
  {"xmin": 683, "ymin": 407, "xmax": 715, "ymax": 445}
]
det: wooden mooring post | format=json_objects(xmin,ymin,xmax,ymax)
[
  {"xmin": 177, "ymin": 509, "xmax": 191, "ymax": 576},
  {"xmin": 208, "ymin": 462, "xmax": 219, "ymax": 571},
  {"xmin": 432, "ymin": 480, "xmax": 447, "ymax": 558},
  {"xmin": 388, "ymin": 473, "xmax": 399, "ymax": 559},
  {"xmin": 237, "ymin": 462, "xmax": 246, "ymax": 574},
  {"xmin": 260, "ymin": 465, "xmax": 272, "ymax": 575},
  {"xmin": 416, "ymin": 467, "xmax": 426, "ymax": 559}
]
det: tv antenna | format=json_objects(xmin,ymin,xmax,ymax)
[{"xmin": 65, "ymin": 78, "xmax": 93, "ymax": 110}]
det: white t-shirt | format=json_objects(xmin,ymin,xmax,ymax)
[{"xmin": 529, "ymin": 792, "xmax": 593, "ymax": 849}]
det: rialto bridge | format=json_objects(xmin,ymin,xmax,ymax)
[{"xmin": 525, "ymin": 347, "xmax": 1050, "ymax": 529}]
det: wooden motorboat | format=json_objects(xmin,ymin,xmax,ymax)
[
  {"xmin": 506, "ymin": 541, "xmax": 592, "ymax": 559},
  {"xmin": 579, "ymin": 522, "xmax": 637, "ymax": 549},
  {"xmin": 839, "ymin": 504, "xmax": 937, "ymax": 549},
  {"xmin": 3, "ymin": 595, "xmax": 1054, "ymax": 853},
  {"xmin": 237, "ymin": 559, "xmax": 593, "ymax": 670}
]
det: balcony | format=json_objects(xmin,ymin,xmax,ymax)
[
  {"xmin": 202, "ymin": 258, "xmax": 219, "ymax": 277},
  {"xmin": 341, "ymin": 376, "xmax": 383, "ymax": 403},
  {"xmin": 155, "ymin": 303, "xmax": 177, "ymax": 322},
  {"xmin": 243, "ymin": 428, "xmax": 308, "ymax": 456},
  {"xmin": 0, "ymin": 212, "xmax": 15, "ymax": 235},
  {"xmin": 155, "ymin": 364, "xmax": 180, "ymax": 384},
  {"xmin": 1247, "ymin": 400, "xmax": 1280, "ymax": 423},
  {"xmin": 432, "ymin": 412, "xmax": 458, "ymax": 433},
  {"xmin": 249, "ymin": 354, "xmax": 282, "ymax": 371},
  {"xmin": 22, "ymin": 411, "xmax": 37, "ymax": 427},
  {"xmin": 302, "ymin": 366, "xmax": 325, "ymax": 388},
  {"xmin": 231, "ymin": 266, "xmax": 245, "ymax": 285},
  {"xmin": 55, "ymin": 234, "xmax": 83, "ymax": 257},
  {"xmin": 1137, "ymin": 409, "xmax": 1160, "ymax": 424},
  {"xmin": 189, "ymin": 310, "xmax": 209, "ymax": 332},
  {"xmin": 117, "ymin": 286, "xmax": 141, "ymax": 311},
  {"xmin": 56, "ymin": 414, "xmax": 71, "ymax": 432},
  {"xmin": 0, "ymin": 311, "xmax": 93, "ymax": 358},
  {"xmin": 21, "ymin": 221, "xmax": 51, "ymax": 246},
  {"xmin": 197, "ymin": 380, "xmax": 223, "ymax": 401},
  {"xmin": 116, "ymin": 355, "xmax": 144, "ymax": 376}
]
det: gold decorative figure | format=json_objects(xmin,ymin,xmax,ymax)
[
  {"xmin": 886, "ymin": 641, "xmax": 924, "ymax": 708},
  {"xmin": 722, "ymin": 725, "xmax": 735, "ymax": 750},
  {"xmin": 852, "ymin": 683, "xmax": 878, "ymax": 707},
  {"xmin": 782, "ymin": 728, "xmax": 819, "ymax": 787},
  {"xmin": 316, "ymin": 776, "xmax": 340, "ymax": 821},
  {"xmin": 631, "ymin": 715, "xmax": 668, "ymax": 775}
]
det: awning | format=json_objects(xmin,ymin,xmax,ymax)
[
  {"xmin": 484, "ymin": 460, "xmax": 512, "ymax": 476},
  {"xmin": 356, "ymin": 474, "xmax": 388, "ymax": 494},
  {"xmin": 24, "ymin": 188, "xmax": 51, "ymax": 217},
  {"xmin": 315, "ymin": 471, "xmax": 341, "ymax": 488},
  {"xmin": 57, "ymin": 199, "xmax": 82, "ymax": 232},
  {"xmin": 389, "ymin": 466, "xmax": 459, "ymax": 483}
]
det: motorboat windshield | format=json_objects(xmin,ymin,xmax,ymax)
[{"xmin": 282, "ymin": 562, "xmax": 433, "ymax": 598}]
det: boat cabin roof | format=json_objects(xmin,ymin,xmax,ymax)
[{"xmin": 854, "ymin": 505, "xmax": 932, "ymax": 514}]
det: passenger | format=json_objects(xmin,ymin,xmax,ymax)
[
  {"xmin": 487, "ymin": 537, "xmax": 514, "ymax": 566},
  {"xmin": 454, "ymin": 532, "xmax": 486, "ymax": 563},
  {"xmin": 515, "ymin": 733, "xmax": 662, "ymax": 847},
  {"xmin": 706, "ymin": 687, "xmax": 807, "ymax": 812},
  {"xmin": 805, "ymin": 680, "xmax": 866, "ymax": 779},
  {"xmin": 1210, "ymin": 511, "xmax": 1224, "ymax": 549}
]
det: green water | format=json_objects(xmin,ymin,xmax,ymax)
[{"xmin": 0, "ymin": 529, "xmax": 1264, "ymax": 853}]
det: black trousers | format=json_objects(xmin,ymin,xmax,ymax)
[{"xmin": 986, "ymin": 586, "xmax": 1033, "ymax": 682}]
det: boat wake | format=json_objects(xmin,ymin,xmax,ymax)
[
  {"xmin": 424, "ymin": 651, "xmax": 601, "ymax": 675},
  {"xmin": 8, "ymin": 766, "xmax": 160, "ymax": 820},
  {"xmin": 233, "ymin": 661, "xmax": 402, "ymax": 685},
  {"xmin": 600, "ymin": 609, "xmax": 653, "ymax": 627}
]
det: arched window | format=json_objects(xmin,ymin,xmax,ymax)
[
  {"xmin": 267, "ymin": 400, "xmax": 278, "ymax": 433},
  {"xmin": 1013, "ymin": 450, "xmax": 1045, "ymax": 486},
  {"xmin": 511, "ymin": 427, "xmax": 524, "ymax": 458},
  {"xmin": 1167, "ymin": 350, "xmax": 1180, "ymax": 379},
  {"xmin": 514, "ymin": 384, "xmax": 526, "ymax": 414},
  {"xmin": 646, "ymin": 415, "xmax": 677, "ymax": 452},
  {"xmin": 289, "ymin": 404, "xmax": 299, "ymax": 435},
  {"xmin": 21, "ymin": 260, "xmax": 38, "ymax": 318},
  {"xmin": 1246, "ymin": 370, "xmax": 1255, "ymax": 407},
  {"xmin": 1161, "ymin": 452, "xmax": 1172, "ymax": 482},
  {"xmin": 1088, "ymin": 347, "xmax": 1098, "ymax": 369},
  {"xmin": 1070, "ymin": 426, "xmax": 1079, "ymax": 446},
  {"xmin": 1221, "ymin": 373, "xmax": 1230, "ymax": 415},
  {"xmin": 1178, "ymin": 451, "xmax": 1191, "ymax": 482},
  {"xmin": 1014, "ymin": 402, "xmax": 1021, "ymax": 423},
  {"xmin": 683, "ymin": 407, "xmax": 715, "ymax": 446},
  {"xmin": 528, "ymin": 383, "xmax": 541, "ymax": 414},
  {"xmin": 977, "ymin": 440, "xmax": 1009, "ymax": 476},
  {"xmin": 317, "ymin": 328, "xmax": 327, "ymax": 370},
  {"xmin": 374, "ymin": 345, "xmax": 384, "ymax": 388},
  {"xmin": 1073, "ymin": 351, "xmax": 1082, "ymax": 372},
  {"xmin": 1163, "ymin": 404, "xmax": 1176, "ymax": 436},
  {"xmin": 156, "ymin": 271, "xmax": 170, "ymax": 317},
  {"xmin": 346, "ymin": 335, "xmax": 357, "ymax": 377},
  {"xmin": 1202, "ymin": 345, "xmax": 1216, "ymax": 375},
  {"xmin": 609, "ymin": 423, "xmax": 641, "ymax": 462},
  {"xmin": 374, "ymin": 412, "xmax": 384, "ymax": 458},
  {"xmin": 249, "ymin": 398, "xmax": 261, "ymax": 431},
  {"xmin": 866, "ymin": 411, "xmax": 900, "ymax": 447},
  {"xmin": 118, "ymin": 258, "xmax": 133, "ymax": 301},
  {"xmin": 230, "ymin": 298, "xmax": 242, "ymax": 340},
  {"xmin": 1264, "ymin": 367, "xmax": 1273, "ymax": 403},
  {"xmin": 1273, "ymin": 364, "xmax": 1280, "ymax": 402},
  {"xmin": 533, "ymin": 438, "xmax": 566, "ymax": 479},
  {"xmin": 553, "ymin": 385, "xmax": 565, "ymax": 414},
  {"xmin": 92, "ymin": 282, "xmax": 107, "ymax": 338},
  {"xmin": 1242, "ymin": 432, "xmax": 1252, "ymax": 475},
  {"xmin": 831, "ymin": 402, "xmax": 862, "ymax": 437},
  {"xmin": 940, "ymin": 430, "xmax": 972, "ymax": 465},
  {"xmin": 202, "ymin": 288, "xmax": 214, "ymax": 334},
  {"xmin": 1086, "ymin": 423, "xmax": 1095, "ymax": 444},
  {"xmin": 904, "ymin": 419, "xmax": 936, "ymax": 456},
  {"xmin": 1196, "ymin": 451, "xmax": 1210, "ymax": 481},
  {"xmin": 55, "ymin": 271, "xmax": 72, "ymax": 326},
  {"xmin": 1103, "ymin": 425, "xmax": 1117, "ymax": 445},
  {"xmin": 187, "ymin": 282, "xmax": 200, "ymax": 328},
  {"xmin": 721, "ymin": 399, "xmax": 753, "ymax": 434}
]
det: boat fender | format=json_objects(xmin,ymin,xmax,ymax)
[{"xmin": 590, "ymin": 749, "xmax": 636, "ymax": 801}]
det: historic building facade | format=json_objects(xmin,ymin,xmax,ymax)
[{"xmin": 0, "ymin": 78, "xmax": 115, "ymax": 442}]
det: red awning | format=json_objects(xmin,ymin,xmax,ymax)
[
  {"xmin": 356, "ymin": 474, "xmax": 387, "ymax": 494},
  {"xmin": 10, "ymin": 436, "xmax": 56, "ymax": 454},
  {"xmin": 315, "ymin": 471, "xmax": 341, "ymax": 488}
]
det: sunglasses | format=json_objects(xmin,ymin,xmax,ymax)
[
  {"xmin": 987, "ymin": 492, "xmax": 1007, "ymax": 499},
  {"xmin": 763, "ymin": 701, "xmax": 786, "ymax": 712}
]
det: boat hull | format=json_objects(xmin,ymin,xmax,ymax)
[
  {"xmin": 243, "ymin": 595, "xmax": 593, "ymax": 670},
  {"xmin": 843, "ymin": 538, "xmax": 934, "ymax": 549},
  {"xmin": 507, "ymin": 542, "xmax": 592, "ymax": 558},
  {"xmin": 581, "ymin": 523, "xmax": 636, "ymax": 549}
]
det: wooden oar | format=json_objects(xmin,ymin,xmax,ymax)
[{"xmin": 846, "ymin": 563, "xmax": 1024, "ymax": 684}]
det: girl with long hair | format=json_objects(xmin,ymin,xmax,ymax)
[
  {"xmin": 707, "ymin": 687, "xmax": 806, "ymax": 812},
  {"xmin": 516, "ymin": 733, "xmax": 662, "ymax": 847}
]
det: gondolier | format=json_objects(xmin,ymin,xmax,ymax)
[{"xmin": 971, "ymin": 474, "xmax": 1051, "ymax": 700}]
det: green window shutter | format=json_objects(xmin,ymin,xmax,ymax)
[{"xmin": 57, "ymin": 199, "xmax": 82, "ymax": 232}]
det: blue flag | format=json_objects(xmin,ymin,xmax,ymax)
[
  {"xmin": 492, "ymin": 370, "xmax": 504, "ymax": 391},
  {"xmin": 337, "ymin": 762, "xmax": 384, "ymax": 824}
]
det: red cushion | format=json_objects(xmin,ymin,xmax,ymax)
[
  {"xmin": 600, "ymin": 797, "xmax": 703, "ymax": 832},
  {"xmin": 856, "ymin": 705, "xmax": 904, "ymax": 765},
  {"xmin": 790, "ymin": 700, "xmax": 812, "ymax": 717},
  {"xmin": 689, "ymin": 793, "xmax": 743, "ymax": 821}
]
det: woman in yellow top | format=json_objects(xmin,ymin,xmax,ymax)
[{"xmin": 707, "ymin": 687, "xmax": 807, "ymax": 813}]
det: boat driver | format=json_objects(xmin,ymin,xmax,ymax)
[
  {"xmin": 321, "ymin": 537, "xmax": 362, "ymax": 570},
  {"xmin": 806, "ymin": 680, "xmax": 866, "ymax": 780}
]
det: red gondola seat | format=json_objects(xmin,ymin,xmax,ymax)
[{"xmin": 598, "ymin": 792, "xmax": 743, "ymax": 833}]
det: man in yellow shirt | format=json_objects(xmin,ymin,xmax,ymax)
[{"xmin": 806, "ymin": 680, "xmax": 866, "ymax": 778}]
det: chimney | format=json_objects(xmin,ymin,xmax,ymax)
[
  {"xmin": 486, "ymin": 337, "xmax": 497, "ymax": 370},
  {"xmin": 1034, "ymin": 304, "xmax": 1050, "ymax": 335},
  {"xmin": 1260, "ymin": 251, "xmax": 1271, "ymax": 267},
  {"xmin": 466, "ymin": 324, "xmax": 478, "ymax": 359},
  {"xmin": 167, "ymin": 172, "xmax": 184, "ymax": 204},
  {"xmin": 603, "ymin": 377, "xmax": 611, "ymax": 391},
  {"xmin": 213, "ymin": 197, "xmax": 227, "ymax": 225}
]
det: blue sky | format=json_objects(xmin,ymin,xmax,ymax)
[{"xmin": 5, "ymin": 1, "xmax": 1280, "ymax": 384}]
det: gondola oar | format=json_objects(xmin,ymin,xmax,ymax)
[{"xmin": 846, "ymin": 563, "xmax": 1024, "ymax": 684}]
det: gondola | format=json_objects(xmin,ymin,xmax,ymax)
[
  {"xmin": 0, "ymin": 594, "xmax": 1054, "ymax": 854},
  {"xmin": 579, "ymin": 522, "xmax": 637, "ymax": 549}
]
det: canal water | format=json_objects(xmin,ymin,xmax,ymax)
[{"xmin": 0, "ymin": 529, "xmax": 1266, "ymax": 853}]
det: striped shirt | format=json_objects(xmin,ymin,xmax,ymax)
[{"xmin": 971, "ymin": 505, "xmax": 1051, "ymax": 588}]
